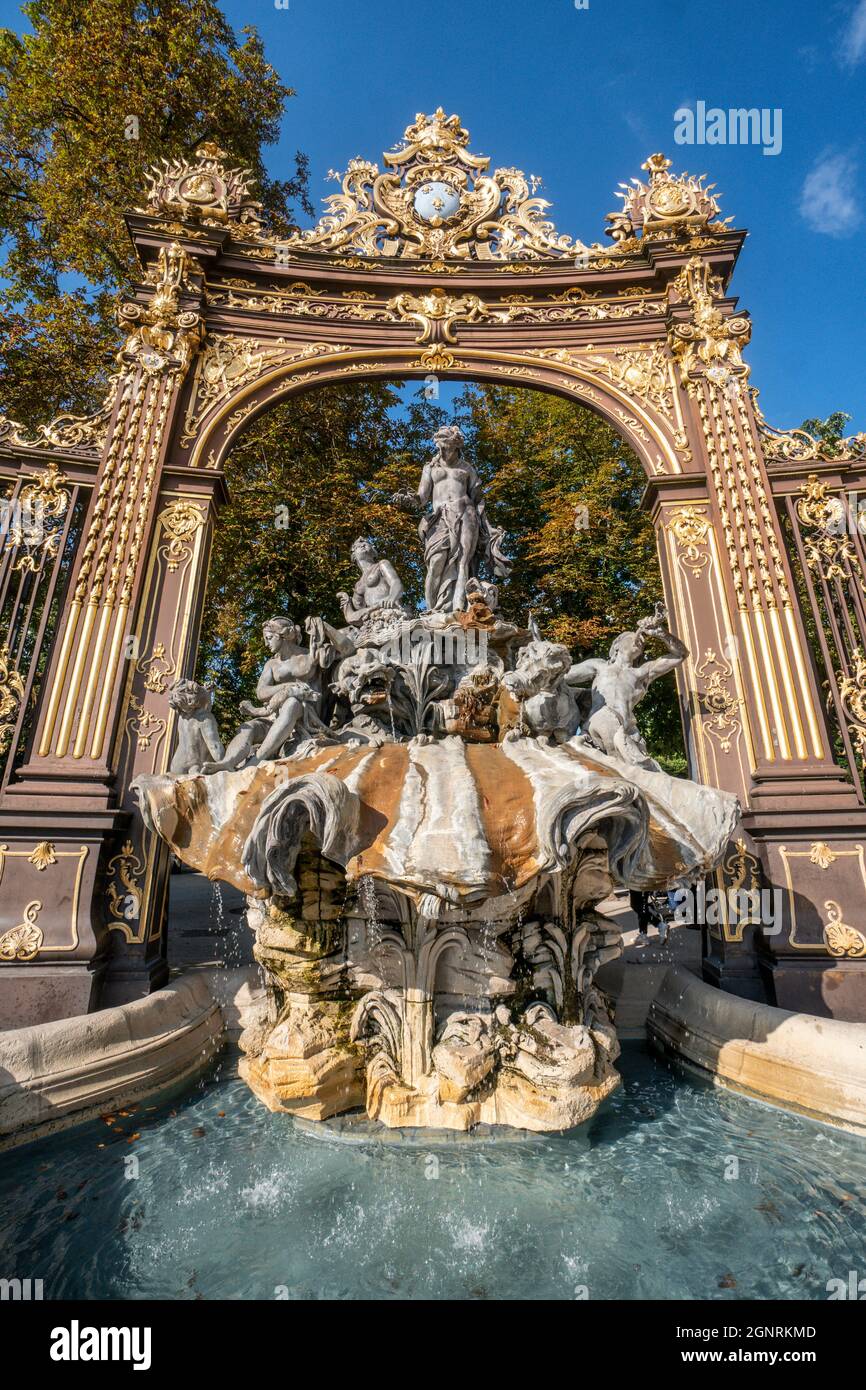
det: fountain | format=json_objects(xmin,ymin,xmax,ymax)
[{"xmin": 134, "ymin": 423, "xmax": 738, "ymax": 1131}]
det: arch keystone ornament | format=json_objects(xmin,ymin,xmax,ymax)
[{"xmin": 1, "ymin": 112, "xmax": 865, "ymax": 1026}]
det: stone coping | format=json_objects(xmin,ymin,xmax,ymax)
[
  {"xmin": 0, "ymin": 972, "xmax": 227, "ymax": 1151},
  {"xmin": 648, "ymin": 964, "xmax": 866, "ymax": 1136}
]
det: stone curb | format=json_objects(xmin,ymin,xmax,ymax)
[
  {"xmin": 648, "ymin": 964, "xmax": 866, "ymax": 1135},
  {"xmin": 0, "ymin": 972, "xmax": 225, "ymax": 1151}
]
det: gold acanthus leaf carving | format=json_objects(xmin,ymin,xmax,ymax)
[
  {"xmin": 107, "ymin": 840, "xmax": 144, "ymax": 927},
  {"xmin": 795, "ymin": 474, "xmax": 859, "ymax": 583},
  {"xmin": 823, "ymin": 901, "xmax": 866, "ymax": 957},
  {"xmin": 118, "ymin": 242, "xmax": 203, "ymax": 377},
  {"xmin": 696, "ymin": 648, "xmax": 740, "ymax": 753},
  {"xmin": 181, "ymin": 339, "xmax": 347, "ymax": 446},
  {"xmin": 666, "ymin": 505, "xmax": 712, "ymax": 575},
  {"xmin": 585, "ymin": 345, "xmax": 673, "ymax": 415},
  {"xmin": 388, "ymin": 287, "xmax": 486, "ymax": 345},
  {"xmin": 159, "ymin": 499, "xmax": 206, "ymax": 571},
  {"xmin": 0, "ymin": 643, "xmax": 25, "ymax": 756},
  {"xmin": 0, "ymin": 376, "xmax": 120, "ymax": 457},
  {"xmin": 0, "ymin": 901, "xmax": 43, "ymax": 961},
  {"xmin": 838, "ymin": 649, "xmax": 866, "ymax": 757}
]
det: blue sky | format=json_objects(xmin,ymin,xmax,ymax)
[{"xmin": 4, "ymin": 0, "xmax": 864, "ymax": 432}]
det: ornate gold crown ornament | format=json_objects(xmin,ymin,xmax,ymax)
[
  {"xmin": 139, "ymin": 140, "xmax": 264, "ymax": 232},
  {"xmin": 608, "ymin": 153, "xmax": 729, "ymax": 243}
]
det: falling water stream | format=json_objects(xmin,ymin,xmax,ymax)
[{"xmin": 2, "ymin": 1045, "xmax": 866, "ymax": 1300}]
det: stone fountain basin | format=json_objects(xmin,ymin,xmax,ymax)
[{"xmin": 134, "ymin": 734, "xmax": 739, "ymax": 906}]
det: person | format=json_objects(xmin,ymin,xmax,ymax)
[
  {"xmin": 200, "ymin": 616, "xmax": 333, "ymax": 771},
  {"xmin": 566, "ymin": 603, "xmax": 688, "ymax": 767},
  {"xmin": 393, "ymin": 425, "xmax": 509, "ymax": 613},
  {"xmin": 630, "ymin": 890, "xmax": 667, "ymax": 948}
]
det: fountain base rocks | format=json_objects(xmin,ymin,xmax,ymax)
[{"xmin": 134, "ymin": 426, "xmax": 739, "ymax": 1131}]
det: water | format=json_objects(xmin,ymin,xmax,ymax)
[{"xmin": 1, "ymin": 1045, "xmax": 865, "ymax": 1301}]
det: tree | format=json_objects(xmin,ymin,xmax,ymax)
[
  {"xmin": 799, "ymin": 412, "xmax": 852, "ymax": 451},
  {"xmin": 0, "ymin": 0, "xmax": 311, "ymax": 424}
]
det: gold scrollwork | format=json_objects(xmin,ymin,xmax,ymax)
[
  {"xmin": 669, "ymin": 257, "xmax": 751, "ymax": 388},
  {"xmin": 823, "ymin": 900, "xmax": 866, "ymax": 957},
  {"xmin": 159, "ymin": 499, "xmax": 206, "ymax": 572},
  {"xmin": 0, "ymin": 901, "xmax": 43, "ymax": 961},
  {"xmin": 795, "ymin": 474, "xmax": 859, "ymax": 582},
  {"xmin": 586, "ymin": 345, "xmax": 673, "ymax": 415},
  {"xmin": 279, "ymin": 108, "xmax": 611, "ymax": 264},
  {"xmin": 388, "ymin": 286, "xmax": 486, "ymax": 345},
  {"xmin": 0, "ymin": 643, "xmax": 25, "ymax": 756},
  {"xmin": 666, "ymin": 505, "xmax": 712, "ymax": 576},
  {"xmin": 838, "ymin": 649, "xmax": 866, "ymax": 757},
  {"xmin": 107, "ymin": 840, "xmax": 144, "ymax": 928},
  {"xmin": 696, "ymin": 648, "xmax": 741, "ymax": 753}
]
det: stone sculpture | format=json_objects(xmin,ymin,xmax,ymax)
[
  {"xmin": 200, "ymin": 616, "xmax": 333, "ymax": 771},
  {"xmin": 135, "ymin": 428, "xmax": 739, "ymax": 1134},
  {"xmin": 393, "ymin": 424, "xmax": 510, "ymax": 612},
  {"xmin": 566, "ymin": 602, "xmax": 688, "ymax": 767},
  {"xmin": 167, "ymin": 679, "xmax": 223, "ymax": 775},
  {"xmin": 336, "ymin": 536, "xmax": 404, "ymax": 625}
]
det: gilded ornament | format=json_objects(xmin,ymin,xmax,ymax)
[
  {"xmin": 280, "ymin": 108, "xmax": 604, "ymax": 264},
  {"xmin": 159, "ymin": 499, "xmax": 206, "ymax": 571},
  {"xmin": 696, "ymin": 649, "xmax": 741, "ymax": 753},
  {"xmin": 608, "ymin": 152, "xmax": 731, "ymax": 242},
  {"xmin": 28, "ymin": 841, "xmax": 57, "ymax": 872},
  {"xmin": 666, "ymin": 505, "xmax": 712, "ymax": 575},
  {"xmin": 0, "ymin": 643, "xmax": 25, "ymax": 755},
  {"xmin": 823, "ymin": 901, "xmax": 866, "ymax": 958},
  {"xmin": 0, "ymin": 901, "xmax": 43, "ymax": 961},
  {"xmin": 388, "ymin": 287, "xmax": 486, "ymax": 345},
  {"xmin": 140, "ymin": 141, "xmax": 263, "ymax": 232},
  {"xmin": 809, "ymin": 842, "xmax": 837, "ymax": 869},
  {"xmin": 795, "ymin": 474, "xmax": 858, "ymax": 582},
  {"xmin": 118, "ymin": 242, "xmax": 203, "ymax": 377},
  {"xmin": 107, "ymin": 840, "xmax": 145, "ymax": 927},
  {"xmin": 669, "ymin": 257, "xmax": 751, "ymax": 385}
]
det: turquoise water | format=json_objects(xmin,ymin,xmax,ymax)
[{"xmin": 1, "ymin": 1045, "xmax": 865, "ymax": 1300}]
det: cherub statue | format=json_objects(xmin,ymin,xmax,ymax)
[
  {"xmin": 336, "ymin": 537, "xmax": 404, "ymax": 625},
  {"xmin": 168, "ymin": 679, "xmax": 224, "ymax": 775},
  {"xmin": 200, "ymin": 616, "xmax": 334, "ymax": 772},
  {"xmin": 566, "ymin": 603, "xmax": 688, "ymax": 766}
]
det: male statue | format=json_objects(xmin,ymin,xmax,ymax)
[{"xmin": 567, "ymin": 603, "xmax": 688, "ymax": 766}]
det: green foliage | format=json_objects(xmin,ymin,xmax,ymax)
[
  {"xmin": 799, "ymin": 412, "xmax": 852, "ymax": 450},
  {"xmin": 0, "ymin": 0, "xmax": 310, "ymax": 423}
]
